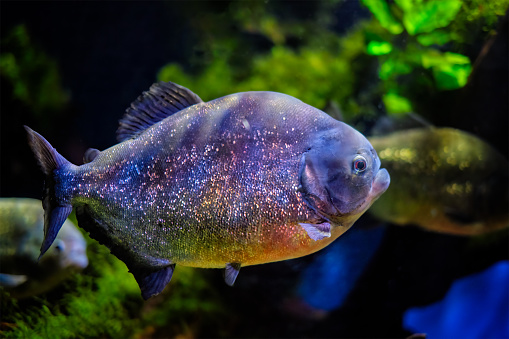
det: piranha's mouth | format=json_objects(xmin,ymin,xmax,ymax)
[
  {"xmin": 342, "ymin": 167, "xmax": 390, "ymax": 219},
  {"xmin": 327, "ymin": 167, "xmax": 390, "ymax": 220},
  {"xmin": 370, "ymin": 168, "xmax": 390, "ymax": 201}
]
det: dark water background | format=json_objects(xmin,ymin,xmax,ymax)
[{"xmin": 1, "ymin": 1, "xmax": 508, "ymax": 338}]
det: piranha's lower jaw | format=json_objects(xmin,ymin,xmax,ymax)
[
  {"xmin": 349, "ymin": 168, "xmax": 390, "ymax": 218},
  {"xmin": 371, "ymin": 168, "xmax": 390, "ymax": 201},
  {"xmin": 329, "ymin": 169, "xmax": 390, "ymax": 226}
]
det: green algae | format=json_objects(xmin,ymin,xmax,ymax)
[
  {"xmin": 1, "ymin": 233, "xmax": 141, "ymax": 338},
  {"xmin": 1, "ymin": 236, "xmax": 227, "ymax": 338},
  {"xmin": 1, "ymin": 213, "xmax": 227, "ymax": 338}
]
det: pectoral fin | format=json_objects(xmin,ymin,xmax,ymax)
[
  {"xmin": 131, "ymin": 264, "xmax": 176, "ymax": 300},
  {"xmin": 299, "ymin": 222, "xmax": 331, "ymax": 241},
  {"xmin": 224, "ymin": 263, "xmax": 241, "ymax": 286}
]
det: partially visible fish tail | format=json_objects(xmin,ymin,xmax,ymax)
[{"xmin": 24, "ymin": 126, "xmax": 73, "ymax": 259}]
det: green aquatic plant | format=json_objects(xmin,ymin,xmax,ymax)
[
  {"xmin": 0, "ymin": 25, "xmax": 69, "ymax": 123},
  {"xmin": 159, "ymin": 46, "xmax": 356, "ymax": 112},
  {"xmin": 158, "ymin": 0, "xmax": 506, "ymax": 123},
  {"xmin": 135, "ymin": 267, "xmax": 228, "ymax": 338},
  {"xmin": 361, "ymin": 0, "xmax": 508, "ymax": 114},
  {"xmin": 451, "ymin": 0, "xmax": 509, "ymax": 41},
  {"xmin": 158, "ymin": 1, "xmax": 378, "ymax": 122},
  {"xmin": 1, "ymin": 237, "xmax": 142, "ymax": 338},
  {"xmin": 1, "ymin": 220, "xmax": 226, "ymax": 338},
  {"xmin": 158, "ymin": 23, "xmax": 372, "ymax": 121},
  {"xmin": 228, "ymin": 0, "xmax": 343, "ymax": 47},
  {"xmin": 362, "ymin": 0, "xmax": 471, "ymax": 114}
]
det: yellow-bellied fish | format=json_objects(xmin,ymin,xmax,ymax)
[
  {"xmin": 25, "ymin": 82, "xmax": 390, "ymax": 299},
  {"xmin": 0, "ymin": 198, "xmax": 88, "ymax": 298},
  {"xmin": 368, "ymin": 127, "xmax": 508, "ymax": 235}
]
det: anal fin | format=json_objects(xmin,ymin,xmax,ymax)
[
  {"xmin": 224, "ymin": 263, "xmax": 241, "ymax": 286},
  {"xmin": 131, "ymin": 264, "xmax": 176, "ymax": 300}
]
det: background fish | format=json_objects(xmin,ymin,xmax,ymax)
[
  {"xmin": 368, "ymin": 127, "xmax": 509, "ymax": 235},
  {"xmin": 25, "ymin": 81, "xmax": 390, "ymax": 299},
  {"xmin": 0, "ymin": 198, "xmax": 88, "ymax": 299}
]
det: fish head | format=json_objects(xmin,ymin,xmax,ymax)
[
  {"xmin": 300, "ymin": 123, "xmax": 390, "ymax": 223},
  {"xmin": 39, "ymin": 219, "xmax": 89, "ymax": 272}
]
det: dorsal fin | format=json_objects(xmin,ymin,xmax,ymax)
[{"xmin": 116, "ymin": 81, "xmax": 203, "ymax": 142}]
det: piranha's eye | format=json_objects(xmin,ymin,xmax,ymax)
[
  {"xmin": 54, "ymin": 240, "xmax": 65, "ymax": 253},
  {"xmin": 353, "ymin": 155, "xmax": 367, "ymax": 174}
]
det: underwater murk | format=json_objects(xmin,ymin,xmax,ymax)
[{"xmin": 1, "ymin": 1, "xmax": 508, "ymax": 338}]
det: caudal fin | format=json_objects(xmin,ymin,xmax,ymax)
[{"xmin": 24, "ymin": 126, "xmax": 73, "ymax": 258}]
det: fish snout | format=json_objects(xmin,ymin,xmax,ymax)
[
  {"xmin": 60, "ymin": 242, "xmax": 89, "ymax": 271},
  {"xmin": 71, "ymin": 251, "xmax": 89, "ymax": 270},
  {"xmin": 371, "ymin": 168, "xmax": 390, "ymax": 200}
]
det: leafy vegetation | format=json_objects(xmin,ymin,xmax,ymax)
[
  {"xmin": 160, "ymin": 0, "xmax": 507, "ymax": 119},
  {"xmin": 159, "ymin": 29, "xmax": 368, "ymax": 120},
  {"xmin": 362, "ymin": 0, "xmax": 475, "ymax": 113}
]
